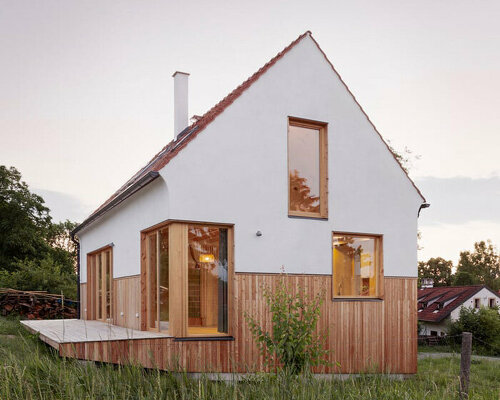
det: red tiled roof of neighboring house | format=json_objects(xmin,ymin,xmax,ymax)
[
  {"xmin": 417, "ymin": 285, "xmax": 499, "ymax": 322},
  {"xmin": 73, "ymin": 31, "xmax": 425, "ymax": 234}
]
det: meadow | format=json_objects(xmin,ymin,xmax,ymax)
[{"xmin": 0, "ymin": 317, "xmax": 498, "ymax": 400}]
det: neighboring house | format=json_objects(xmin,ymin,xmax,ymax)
[
  {"xmin": 418, "ymin": 285, "xmax": 500, "ymax": 336},
  {"xmin": 27, "ymin": 32, "xmax": 427, "ymax": 375}
]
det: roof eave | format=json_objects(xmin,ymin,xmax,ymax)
[{"xmin": 72, "ymin": 171, "xmax": 160, "ymax": 236}]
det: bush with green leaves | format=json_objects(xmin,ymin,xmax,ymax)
[
  {"xmin": 244, "ymin": 278, "xmax": 329, "ymax": 375},
  {"xmin": 448, "ymin": 306, "xmax": 500, "ymax": 356},
  {"xmin": 0, "ymin": 255, "xmax": 77, "ymax": 299}
]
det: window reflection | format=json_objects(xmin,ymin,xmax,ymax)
[{"xmin": 288, "ymin": 124, "xmax": 320, "ymax": 213}]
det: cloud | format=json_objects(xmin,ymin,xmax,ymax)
[
  {"xmin": 416, "ymin": 176, "xmax": 500, "ymax": 225},
  {"xmin": 33, "ymin": 188, "xmax": 91, "ymax": 224},
  {"xmin": 418, "ymin": 220, "xmax": 500, "ymax": 265},
  {"xmin": 416, "ymin": 176, "xmax": 500, "ymax": 263}
]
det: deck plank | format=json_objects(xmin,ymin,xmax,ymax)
[{"xmin": 21, "ymin": 319, "xmax": 171, "ymax": 345}]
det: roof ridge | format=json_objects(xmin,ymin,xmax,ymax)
[{"xmin": 306, "ymin": 34, "xmax": 426, "ymax": 202}]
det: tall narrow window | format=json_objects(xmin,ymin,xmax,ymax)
[
  {"xmin": 332, "ymin": 233, "xmax": 382, "ymax": 298},
  {"xmin": 87, "ymin": 247, "xmax": 113, "ymax": 321},
  {"xmin": 146, "ymin": 227, "xmax": 169, "ymax": 332},
  {"xmin": 288, "ymin": 117, "xmax": 327, "ymax": 218},
  {"xmin": 188, "ymin": 225, "xmax": 228, "ymax": 335}
]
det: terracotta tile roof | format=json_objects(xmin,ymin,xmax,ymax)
[
  {"xmin": 417, "ymin": 285, "xmax": 497, "ymax": 322},
  {"xmin": 74, "ymin": 31, "xmax": 425, "ymax": 234}
]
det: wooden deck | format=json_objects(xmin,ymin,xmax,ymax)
[{"xmin": 21, "ymin": 319, "xmax": 171, "ymax": 350}]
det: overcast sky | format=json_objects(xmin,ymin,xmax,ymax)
[{"xmin": 1, "ymin": 0, "xmax": 499, "ymax": 264}]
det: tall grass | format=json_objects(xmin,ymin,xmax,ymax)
[{"xmin": 0, "ymin": 317, "xmax": 498, "ymax": 399}]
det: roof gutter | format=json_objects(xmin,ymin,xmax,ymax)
[
  {"xmin": 418, "ymin": 202, "xmax": 430, "ymax": 217},
  {"xmin": 70, "ymin": 233, "xmax": 81, "ymax": 319},
  {"xmin": 72, "ymin": 171, "xmax": 160, "ymax": 235}
]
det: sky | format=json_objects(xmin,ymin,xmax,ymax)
[{"xmin": 1, "ymin": 0, "xmax": 499, "ymax": 264}]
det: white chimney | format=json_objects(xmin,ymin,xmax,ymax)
[{"xmin": 172, "ymin": 71, "xmax": 189, "ymax": 140}]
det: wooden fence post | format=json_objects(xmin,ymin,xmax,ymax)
[{"xmin": 459, "ymin": 331, "xmax": 472, "ymax": 399}]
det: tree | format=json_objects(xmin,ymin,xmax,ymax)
[
  {"xmin": 418, "ymin": 257, "xmax": 453, "ymax": 287},
  {"xmin": 244, "ymin": 277, "xmax": 329, "ymax": 374},
  {"xmin": 453, "ymin": 241, "xmax": 500, "ymax": 291},
  {"xmin": 0, "ymin": 165, "xmax": 79, "ymax": 298},
  {"xmin": 47, "ymin": 220, "xmax": 79, "ymax": 274},
  {"xmin": 448, "ymin": 306, "xmax": 500, "ymax": 356},
  {"xmin": 0, "ymin": 166, "xmax": 52, "ymax": 271}
]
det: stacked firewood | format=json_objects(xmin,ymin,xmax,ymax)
[{"xmin": 0, "ymin": 288, "xmax": 77, "ymax": 319}]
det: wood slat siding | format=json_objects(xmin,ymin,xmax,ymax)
[
  {"xmin": 113, "ymin": 276, "xmax": 141, "ymax": 330},
  {"xmin": 75, "ymin": 274, "xmax": 416, "ymax": 374},
  {"xmin": 80, "ymin": 283, "xmax": 87, "ymax": 320}
]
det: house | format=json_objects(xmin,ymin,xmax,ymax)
[
  {"xmin": 418, "ymin": 285, "xmax": 500, "ymax": 336},
  {"xmin": 23, "ymin": 31, "xmax": 427, "ymax": 375}
]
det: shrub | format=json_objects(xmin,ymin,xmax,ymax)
[
  {"xmin": 0, "ymin": 255, "xmax": 77, "ymax": 299},
  {"xmin": 244, "ymin": 277, "xmax": 329, "ymax": 375},
  {"xmin": 448, "ymin": 306, "xmax": 500, "ymax": 356}
]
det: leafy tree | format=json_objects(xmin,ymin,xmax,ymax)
[
  {"xmin": 453, "ymin": 241, "xmax": 500, "ymax": 291},
  {"xmin": 0, "ymin": 165, "xmax": 79, "ymax": 297},
  {"xmin": 0, "ymin": 166, "xmax": 52, "ymax": 271},
  {"xmin": 244, "ymin": 277, "xmax": 329, "ymax": 375},
  {"xmin": 448, "ymin": 306, "xmax": 500, "ymax": 356},
  {"xmin": 418, "ymin": 257, "xmax": 453, "ymax": 287},
  {"xmin": 386, "ymin": 140, "xmax": 420, "ymax": 174},
  {"xmin": 47, "ymin": 220, "xmax": 78, "ymax": 274}
]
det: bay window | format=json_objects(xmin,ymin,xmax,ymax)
[{"xmin": 142, "ymin": 221, "xmax": 232, "ymax": 337}]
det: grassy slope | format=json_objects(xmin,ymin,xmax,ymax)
[{"xmin": 0, "ymin": 317, "xmax": 498, "ymax": 400}]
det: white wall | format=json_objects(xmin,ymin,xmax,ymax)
[
  {"xmin": 450, "ymin": 288, "xmax": 500, "ymax": 320},
  {"xmin": 79, "ymin": 179, "xmax": 169, "ymax": 280},
  {"xmin": 419, "ymin": 320, "xmax": 449, "ymax": 336},
  {"xmin": 78, "ymin": 35, "xmax": 424, "ymax": 281}
]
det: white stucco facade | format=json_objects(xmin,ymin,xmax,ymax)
[{"xmin": 78, "ymin": 35, "xmax": 424, "ymax": 282}]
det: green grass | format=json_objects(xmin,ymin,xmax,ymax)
[
  {"xmin": 418, "ymin": 344, "xmax": 460, "ymax": 354},
  {"xmin": 0, "ymin": 317, "xmax": 498, "ymax": 399}
]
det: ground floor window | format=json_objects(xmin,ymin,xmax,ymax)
[
  {"xmin": 332, "ymin": 233, "xmax": 383, "ymax": 298},
  {"xmin": 145, "ymin": 227, "xmax": 169, "ymax": 332},
  {"xmin": 87, "ymin": 246, "xmax": 112, "ymax": 321},
  {"xmin": 142, "ymin": 221, "xmax": 232, "ymax": 337},
  {"xmin": 188, "ymin": 225, "xmax": 228, "ymax": 335}
]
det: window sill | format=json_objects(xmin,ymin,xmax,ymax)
[
  {"xmin": 331, "ymin": 297, "xmax": 383, "ymax": 302},
  {"xmin": 174, "ymin": 336, "xmax": 234, "ymax": 342},
  {"xmin": 288, "ymin": 214, "xmax": 328, "ymax": 221}
]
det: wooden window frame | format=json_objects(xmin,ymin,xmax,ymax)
[
  {"xmin": 331, "ymin": 231, "xmax": 384, "ymax": 300},
  {"xmin": 86, "ymin": 245, "xmax": 113, "ymax": 322},
  {"xmin": 140, "ymin": 219, "xmax": 234, "ymax": 338},
  {"xmin": 287, "ymin": 117, "xmax": 328, "ymax": 219}
]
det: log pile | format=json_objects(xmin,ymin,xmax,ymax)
[{"xmin": 0, "ymin": 288, "xmax": 77, "ymax": 319}]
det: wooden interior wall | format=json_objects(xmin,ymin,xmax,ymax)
[
  {"xmin": 113, "ymin": 275, "xmax": 141, "ymax": 330},
  {"xmin": 76, "ymin": 274, "xmax": 416, "ymax": 374}
]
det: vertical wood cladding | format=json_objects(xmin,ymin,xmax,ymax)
[{"xmin": 77, "ymin": 274, "xmax": 416, "ymax": 374}]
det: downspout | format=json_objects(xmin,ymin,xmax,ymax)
[
  {"xmin": 70, "ymin": 233, "xmax": 81, "ymax": 319},
  {"xmin": 418, "ymin": 203, "xmax": 430, "ymax": 217}
]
